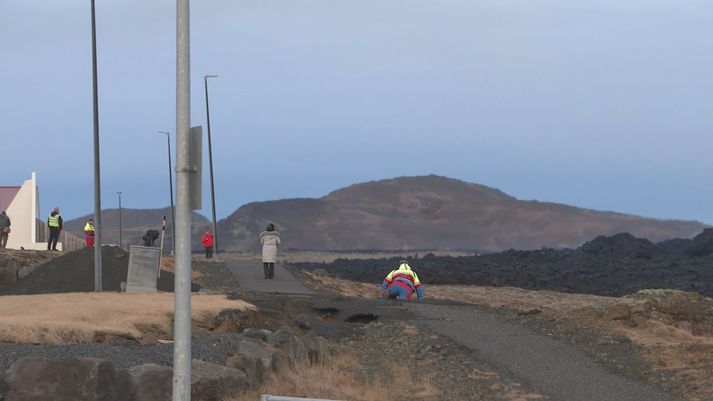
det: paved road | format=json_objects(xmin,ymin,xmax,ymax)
[
  {"xmin": 225, "ymin": 259, "xmax": 314, "ymax": 295},
  {"xmin": 228, "ymin": 263, "xmax": 682, "ymax": 401}
]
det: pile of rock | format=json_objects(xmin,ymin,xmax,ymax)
[
  {"xmin": 0, "ymin": 326, "xmax": 328, "ymax": 401},
  {"xmin": 296, "ymin": 230, "xmax": 713, "ymax": 297},
  {"xmin": 0, "ymin": 250, "xmax": 58, "ymax": 287}
]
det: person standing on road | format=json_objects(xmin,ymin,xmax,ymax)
[
  {"xmin": 260, "ymin": 223, "xmax": 280, "ymax": 279},
  {"xmin": 83, "ymin": 218, "xmax": 95, "ymax": 248},
  {"xmin": 380, "ymin": 260, "xmax": 424, "ymax": 300},
  {"xmin": 47, "ymin": 207, "xmax": 63, "ymax": 251},
  {"xmin": 0, "ymin": 211, "xmax": 11, "ymax": 249},
  {"xmin": 201, "ymin": 230, "xmax": 214, "ymax": 259}
]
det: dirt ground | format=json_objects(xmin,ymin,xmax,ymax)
[
  {"xmin": 2, "ymin": 248, "xmax": 709, "ymax": 400},
  {"xmin": 295, "ymin": 270, "xmax": 713, "ymax": 401}
]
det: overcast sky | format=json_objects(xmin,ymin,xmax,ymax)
[{"xmin": 2, "ymin": 0, "xmax": 712, "ymax": 223}]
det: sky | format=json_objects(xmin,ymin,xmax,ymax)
[{"xmin": 1, "ymin": 0, "xmax": 713, "ymax": 223}]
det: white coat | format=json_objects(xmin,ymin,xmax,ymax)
[{"xmin": 260, "ymin": 231, "xmax": 281, "ymax": 263}]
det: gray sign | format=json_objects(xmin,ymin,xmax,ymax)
[
  {"xmin": 189, "ymin": 125, "xmax": 202, "ymax": 210},
  {"xmin": 126, "ymin": 245, "xmax": 161, "ymax": 293}
]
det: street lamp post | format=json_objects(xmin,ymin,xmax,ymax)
[
  {"xmin": 204, "ymin": 74, "xmax": 218, "ymax": 253},
  {"xmin": 117, "ymin": 192, "xmax": 122, "ymax": 249},
  {"xmin": 90, "ymin": 0, "xmax": 102, "ymax": 292},
  {"xmin": 159, "ymin": 131, "xmax": 176, "ymax": 254}
]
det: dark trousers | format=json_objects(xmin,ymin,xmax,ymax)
[
  {"xmin": 204, "ymin": 246, "xmax": 213, "ymax": 258},
  {"xmin": 48, "ymin": 227, "xmax": 60, "ymax": 250},
  {"xmin": 263, "ymin": 262, "xmax": 275, "ymax": 279}
]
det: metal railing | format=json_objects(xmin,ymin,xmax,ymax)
[{"xmin": 261, "ymin": 396, "xmax": 344, "ymax": 401}]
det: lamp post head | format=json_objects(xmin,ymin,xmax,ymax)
[
  {"xmin": 204, "ymin": 75, "xmax": 218, "ymax": 80},
  {"xmin": 158, "ymin": 130, "xmax": 170, "ymax": 136}
]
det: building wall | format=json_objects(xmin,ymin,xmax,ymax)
[{"xmin": 5, "ymin": 173, "xmax": 47, "ymax": 250}]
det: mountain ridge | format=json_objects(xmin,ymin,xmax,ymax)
[{"xmin": 217, "ymin": 175, "xmax": 706, "ymax": 252}]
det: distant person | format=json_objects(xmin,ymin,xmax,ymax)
[
  {"xmin": 380, "ymin": 260, "xmax": 424, "ymax": 300},
  {"xmin": 84, "ymin": 218, "xmax": 95, "ymax": 248},
  {"xmin": 0, "ymin": 211, "xmax": 10, "ymax": 249},
  {"xmin": 260, "ymin": 223, "xmax": 281, "ymax": 279},
  {"xmin": 201, "ymin": 230, "xmax": 214, "ymax": 259},
  {"xmin": 47, "ymin": 207, "xmax": 63, "ymax": 251}
]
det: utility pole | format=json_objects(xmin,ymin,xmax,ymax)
[
  {"xmin": 203, "ymin": 74, "xmax": 218, "ymax": 253},
  {"xmin": 117, "ymin": 192, "xmax": 122, "ymax": 248},
  {"xmin": 159, "ymin": 131, "xmax": 176, "ymax": 254},
  {"xmin": 173, "ymin": 0, "xmax": 192, "ymax": 399},
  {"xmin": 90, "ymin": 0, "xmax": 102, "ymax": 292}
]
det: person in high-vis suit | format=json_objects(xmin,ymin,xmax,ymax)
[
  {"xmin": 47, "ymin": 207, "xmax": 63, "ymax": 251},
  {"xmin": 380, "ymin": 260, "xmax": 424, "ymax": 300}
]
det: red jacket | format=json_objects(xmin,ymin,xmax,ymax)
[{"xmin": 201, "ymin": 232, "xmax": 214, "ymax": 247}]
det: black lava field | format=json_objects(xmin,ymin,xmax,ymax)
[{"xmin": 294, "ymin": 229, "xmax": 713, "ymax": 297}]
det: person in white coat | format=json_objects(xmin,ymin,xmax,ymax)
[{"xmin": 260, "ymin": 223, "xmax": 281, "ymax": 279}]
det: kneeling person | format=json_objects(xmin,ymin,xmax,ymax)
[{"xmin": 380, "ymin": 260, "xmax": 423, "ymax": 300}]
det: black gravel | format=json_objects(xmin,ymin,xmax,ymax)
[
  {"xmin": 0, "ymin": 246, "xmax": 199, "ymax": 295},
  {"xmin": 294, "ymin": 229, "xmax": 713, "ymax": 297},
  {"xmin": 0, "ymin": 333, "xmax": 242, "ymax": 370}
]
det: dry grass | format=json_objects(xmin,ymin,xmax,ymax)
[
  {"xmin": 302, "ymin": 272, "xmax": 713, "ymax": 400},
  {"xmin": 227, "ymin": 353, "xmax": 438, "ymax": 401},
  {"xmin": 221, "ymin": 250, "xmax": 472, "ymax": 264},
  {"xmin": 301, "ymin": 271, "xmax": 609, "ymax": 314},
  {"xmin": 0, "ymin": 293, "xmax": 253, "ymax": 344}
]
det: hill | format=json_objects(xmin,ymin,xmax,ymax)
[
  {"xmin": 217, "ymin": 175, "xmax": 706, "ymax": 252},
  {"xmin": 64, "ymin": 207, "xmax": 210, "ymax": 251}
]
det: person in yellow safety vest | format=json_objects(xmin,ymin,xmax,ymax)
[
  {"xmin": 84, "ymin": 218, "xmax": 95, "ymax": 248},
  {"xmin": 47, "ymin": 207, "xmax": 63, "ymax": 251},
  {"xmin": 380, "ymin": 260, "xmax": 424, "ymax": 300}
]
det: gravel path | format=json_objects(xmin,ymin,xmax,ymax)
[
  {"xmin": 226, "ymin": 259, "xmax": 314, "ymax": 295},
  {"xmin": 408, "ymin": 302, "xmax": 683, "ymax": 401}
]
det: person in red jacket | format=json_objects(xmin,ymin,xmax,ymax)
[{"xmin": 201, "ymin": 230, "xmax": 214, "ymax": 259}]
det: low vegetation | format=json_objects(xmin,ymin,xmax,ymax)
[
  {"xmin": 228, "ymin": 353, "xmax": 438, "ymax": 401},
  {"xmin": 302, "ymin": 270, "xmax": 713, "ymax": 401},
  {"xmin": 0, "ymin": 293, "xmax": 253, "ymax": 344}
]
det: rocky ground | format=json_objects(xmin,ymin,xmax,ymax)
[
  {"xmin": 295, "ymin": 229, "xmax": 713, "ymax": 297},
  {"xmin": 3, "ymin": 230, "xmax": 713, "ymax": 400}
]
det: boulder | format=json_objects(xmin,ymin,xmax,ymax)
[
  {"xmin": 243, "ymin": 328, "xmax": 274, "ymax": 342},
  {"xmin": 0, "ymin": 371, "xmax": 8, "ymax": 401},
  {"xmin": 271, "ymin": 327, "xmax": 308, "ymax": 367},
  {"xmin": 225, "ymin": 340, "xmax": 278, "ymax": 387},
  {"xmin": 127, "ymin": 364, "xmax": 172, "ymax": 401},
  {"xmin": 300, "ymin": 332, "xmax": 329, "ymax": 364},
  {"xmin": 128, "ymin": 360, "xmax": 248, "ymax": 401},
  {"xmin": 4, "ymin": 357, "xmax": 128, "ymax": 401},
  {"xmin": 191, "ymin": 359, "xmax": 248, "ymax": 401}
]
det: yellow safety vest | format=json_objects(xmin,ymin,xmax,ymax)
[
  {"xmin": 84, "ymin": 223, "xmax": 94, "ymax": 232},
  {"xmin": 48, "ymin": 214, "xmax": 61, "ymax": 228}
]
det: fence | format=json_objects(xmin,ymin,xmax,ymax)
[{"xmin": 36, "ymin": 221, "xmax": 85, "ymax": 251}]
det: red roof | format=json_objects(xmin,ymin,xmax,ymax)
[{"xmin": 0, "ymin": 186, "xmax": 21, "ymax": 212}]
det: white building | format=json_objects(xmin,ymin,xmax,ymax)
[{"xmin": 0, "ymin": 172, "xmax": 47, "ymax": 250}]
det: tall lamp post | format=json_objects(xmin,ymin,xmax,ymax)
[
  {"xmin": 117, "ymin": 192, "xmax": 123, "ymax": 249},
  {"xmin": 159, "ymin": 131, "xmax": 176, "ymax": 254},
  {"xmin": 90, "ymin": 0, "xmax": 102, "ymax": 292},
  {"xmin": 204, "ymin": 74, "xmax": 218, "ymax": 253}
]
